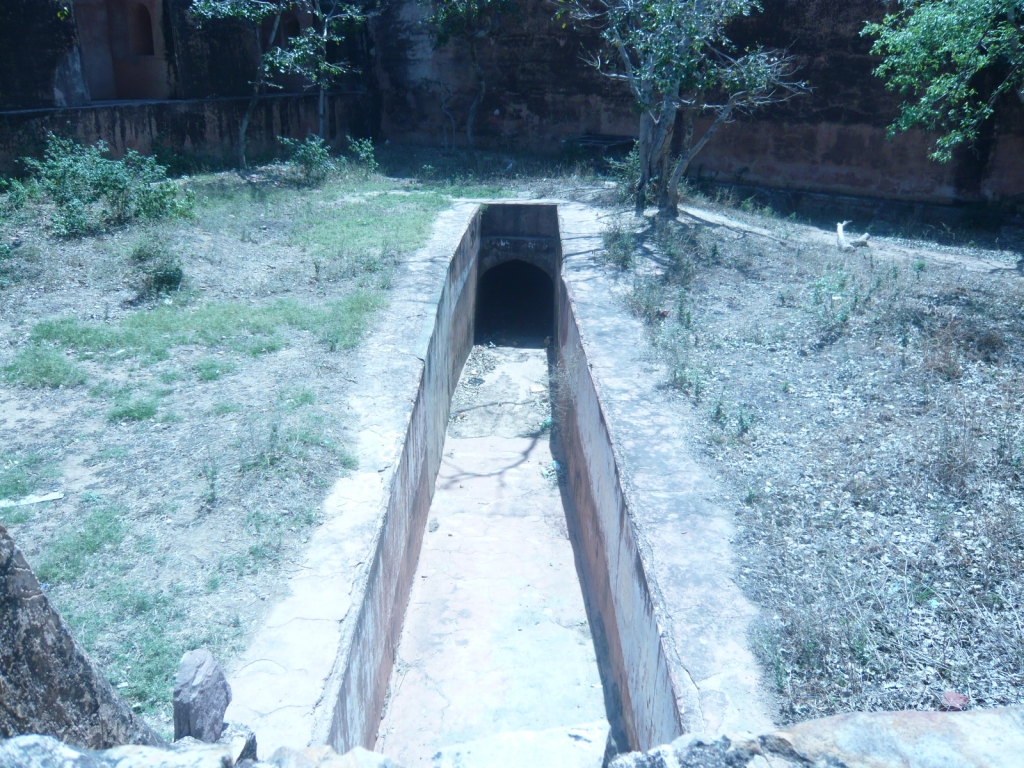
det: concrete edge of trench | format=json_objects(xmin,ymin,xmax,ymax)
[{"xmin": 224, "ymin": 199, "xmax": 775, "ymax": 758}]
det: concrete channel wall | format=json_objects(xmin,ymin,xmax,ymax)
[
  {"xmin": 320, "ymin": 200, "xmax": 690, "ymax": 753},
  {"xmin": 323, "ymin": 208, "xmax": 482, "ymax": 752},
  {"xmin": 554, "ymin": 278, "xmax": 683, "ymax": 752}
]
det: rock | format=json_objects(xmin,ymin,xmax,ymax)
[
  {"xmin": 0, "ymin": 734, "xmax": 234, "ymax": 767},
  {"xmin": 610, "ymin": 705, "xmax": 1024, "ymax": 768},
  {"xmin": 173, "ymin": 650, "xmax": 232, "ymax": 743},
  {"xmin": 0, "ymin": 524, "xmax": 164, "ymax": 749},
  {"xmin": 218, "ymin": 722, "xmax": 257, "ymax": 763},
  {"xmin": 266, "ymin": 745, "xmax": 398, "ymax": 768}
]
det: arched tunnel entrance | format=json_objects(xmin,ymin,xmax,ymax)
[{"xmin": 474, "ymin": 260, "xmax": 554, "ymax": 347}]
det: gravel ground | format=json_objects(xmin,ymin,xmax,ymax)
[{"xmin": 609, "ymin": 202, "xmax": 1024, "ymax": 722}]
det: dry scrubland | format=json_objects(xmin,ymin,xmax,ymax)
[
  {"xmin": 0, "ymin": 144, "xmax": 605, "ymax": 735},
  {"xmin": 605, "ymin": 197, "xmax": 1024, "ymax": 721},
  {"xmin": 3, "ymin": 137, "xmax": 1023, "ymax": 736}
]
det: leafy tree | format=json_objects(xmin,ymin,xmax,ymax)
[
  {"xmin": 192, "ymin": 0, "xmax": 364, "ymax": 164},
  {"xmin": 424, "ymin": 0, "xmax": 516, "ymax": 150},
  {"xmin": 560, "ymin": 0, "xmax": 804, "ymax": 215},
  {"xmin": 863, "ymin": 0, "xmax": 1024, "ymax": 162},
  {"xmin": 192, "ymin": 0, "xmax": 287, "ymax": 168}
]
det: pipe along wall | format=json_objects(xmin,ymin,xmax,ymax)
[{"xmin": 324, "ymin": 204, "xmax": 683, "ymax": 756}]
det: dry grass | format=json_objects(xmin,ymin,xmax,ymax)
[
  {"xmin": 606, "ymin": 203, "xmax": 1024, "ymax": 720},
  {"xmin": 0, "ymin": 164, "xmax": 454, "ymax": 733}
]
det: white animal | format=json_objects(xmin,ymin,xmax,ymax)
[{"xmin": 836, "ymin": 220, "xmax": 870, "ymax": 250}]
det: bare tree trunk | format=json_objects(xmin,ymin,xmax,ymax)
[
  {"xmin": 439, "ymin": 77, "xmax": 457, "ymax": 150},
  {"xmin": 317, "ymin": 8, "xmax": 329, "ymax": 139},
  {"xmin": 318, "ymin": 83, "xmax": 326, "ymax": 139},
  {"xmin": 239, "ymin": 14, "xmax": 281, "ymax": 170},
  {"xmin": 466, "ymin": 40, "xmax": 485, "ymax": 152},
  {"xmin": 635, "ymin": 88, "xmax": 680, "ymax": 215},
  {"xmin": 635, "ymin": 110, "xmax": 655, "ymax": 215},
  {"xmin": 663, "ymin": 101, "xmax": 735, "ymax": 216}
]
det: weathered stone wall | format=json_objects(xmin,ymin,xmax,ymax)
[
  {"xmin": 0, "ymin": 0, "xmax": 84, "ymax": 110},
  {"xmin": 371, "ymin": 0, "xmax": 1024, "ymax": 207},
  {"xmin": 0, "ymin": 524, "xmax": 164, "ymax": 749},
  {"xmin": 0, "ymin": 92, "xmax": 378, "ymax": 174}
]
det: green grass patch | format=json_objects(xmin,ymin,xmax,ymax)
[
  {"xmin": 292, "ymin": 190, "xmax": 450, "ymax": 263},
  {"xmin": 3, "ymin": 346, "xmax": 87, "ymax": 388},
  {"xmin": 107, "ymin": 397, "xmax": 158, "ymax": 423},
  {"xmin": 212, "ymin": 401, "xmax": 242, "ymax": 415},
  {"xmin": 32, "ymin": 291, "xmax": 384, "ymax": 361},
  {"xmin": 55, "ymin": 577, "xmax": 235, "ymax": 715},
  {"xmin": 1, "ymin": 452, "xmax": 58, "ymax": 504},
  {"xmin": 195, "ymin": 356, "xmax": 237, "ymax": 381},
  {"xmin": 35, "ymin": 504, "xmax": 125, "ymax": 585},
  {"xmin": 282, "ymin": 387, "xmax": 316, "ymax": 408},
  {"xmin": 0, "ymin": 460, "xmax": 32, "ymax": 501}
]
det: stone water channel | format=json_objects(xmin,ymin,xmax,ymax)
[
  {"xmin": 226, "ymin": 203, "xmax": 772, "ymax": 764},
  {"xmin": 376, "ymin": 344, "xmax": 607, "ymax": 766}
]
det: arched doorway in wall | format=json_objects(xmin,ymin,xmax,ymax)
[
  {"xmin": 129, "ymin": 3, "xmax": 155, "ymax": 56},
  {"xmin": 475, "ymin": 260, "xmax": 555, "ymax": 348},
  {"xmin": 74, "ymin": 0, "xmax": 170, "ymax": 100}
]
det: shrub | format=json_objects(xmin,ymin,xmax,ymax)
[
  {"xmin": 347, "ymin": 136, "xmax": 378, "ymax": 174},
  {"xmin": 130, "ymin": 241, "xmax": 184, "ymax": 296},
  {"xmin": 22, "ymin": 134, "xmax": 193, "ymax": 236},
  {"xmin": 607, "ymin": 145, "xmax": 645, "ymax": 205},
  {"xmin": 0, "ymin": 178, "xmax": 33, "ymax": 213},
  {"xmin": 281, "ymin": 136, "xmax": 334, "ymax": 186},
  {"xmin": 601, "ymin": 224, "xmax": 637, "ymax": 269}
]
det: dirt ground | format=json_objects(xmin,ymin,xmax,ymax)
[{"xmin": 607, "ymin": 197, "xmax": 1024, "ymax": 722}]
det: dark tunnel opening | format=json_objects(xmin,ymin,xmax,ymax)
[{"xmin": 474, "ymin": 259, "xmax": 554, "ymax": 347}]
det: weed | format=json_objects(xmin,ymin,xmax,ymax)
[
  {"xmin": 601, "ymin": 223, "xmax": 637, "ymax": 269},
  {"xmin": 737, "ymin": 406, "xmax": 754, "ymax": 437},
  {"xmin": 3, "ymin": 346, "xmax": 88, "ymax": 388},
  {"xmin": 711, "ymin": 397, "xmax": 727, "ymax": 424},
  {"xmin": 282, "ymin": 387, "xmax": 315, "ymax": 408},
  {"xmin": 36, "ymin": 504, "xmax": 125, "ymax": 584},
  {"xmin": 606, "ymin": 145, "xmax": 643, "ymax": 205},
  {"xmin": 199, "ymin": 451, "xmax": 219, "ymax": 507},
  {"xmin": 282, "ymin": 136, "xmax": 334, "ymax": 186},
  {"xmin": 205, "ymin": 573, "xmax": 222, "ymax": 593},
  {"xmin": 626, "ymin": 275, "xmax": 665, "ymax": 325},
  {"xmin": 144, "ymin": 262, "xmax": 184, "ymax": 296},
  {"xmin": 347, "ymin": 136, "xmax": 379, "ymax": 174},
  {"xmin": 107, "ymin": 397, "xmax": 158, "ymax": 423},
  {"xmin": 213, "ymin": 402, "xmax": 242, "ymax": 415},
  {"xmin": 195, "ymin": 356, "xmax": 237, "ymax": 382}
]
